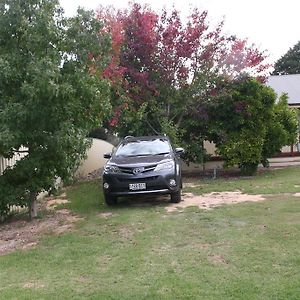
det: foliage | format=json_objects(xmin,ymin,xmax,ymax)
[
  {"xmin": 273, "ymin": 41, "xmax": 300, "ymax": 75},
  {"xmin": 97, "ymin": 3, "xmax": 270, "ymax": 158},
  {"xmin": 0, "ymin": 0, "xmax": 111, "ymax": 218},
  {"xmin": 262, "ymin": 93, "xmax": 298, "ymax": 164},
  {"xmin": 210, "ymin": 79, "xmax": 297, "ymax": 174}
]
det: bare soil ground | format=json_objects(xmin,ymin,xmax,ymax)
[
  {"xmin": 0, "ymin": 194, "xmax": 83, "ymax": 256},
  {"xmin": 166, "ymin": 191, "xmax": 266, "ymax": 212},
  {"xmin": 123, "ymin": 190, "xmax": 267, "ymax": 212}
]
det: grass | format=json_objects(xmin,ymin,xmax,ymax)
[
  {"xmin": 185, "ymin": 166, "xmax": 300, "ymax": 195},
  {"xmin": 1, "ymin": 167, "xmax": 300, "ymax": 299}
]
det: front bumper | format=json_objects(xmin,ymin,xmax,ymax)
[{"xmin": 102, "ymin": 171, "xmax": 180, "ymax": 196}]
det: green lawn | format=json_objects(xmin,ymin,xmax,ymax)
[
  {"xmin": 185, "ymin": 166, "xmax": 300, "ymax": 195},
  {"xmin": 1, "ymin": 167, "xmax": 300, "ymax": 299}
]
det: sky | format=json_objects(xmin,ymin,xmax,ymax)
[{"xmin": 60, "ymin": 0, "xmax": 300, "ymax": 64}]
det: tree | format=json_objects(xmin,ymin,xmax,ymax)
[
  {"xmin": 97, "ymin": 3, "xmax": 270, "ymax": 161},
  {"xmin": 209, "ymin": 78, "xmax": 298, "ymax": 174},
  {"xmin": 0, "ymin": 0, "xmax": 111, "ymax": 219},
  {"xmin": 273, "ymin": 41, "xmax": 300, "ymax": 75},
  {"xmin": 262, "ymin": 93, "xmax": 298, "ymax": 164}
]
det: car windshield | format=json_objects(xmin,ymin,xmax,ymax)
[{"xmin": 115, "ymin": 139, "xmax": 171, "ymax": 157}]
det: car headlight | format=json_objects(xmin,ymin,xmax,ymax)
[
  {"xmin": 104, "ymin": 164, "xmax": 120, "ymax": 173},
  {"xmin": 154, "ymin": 161, "xmax": 174, "ymax": 172}
]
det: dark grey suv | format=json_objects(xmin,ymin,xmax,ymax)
[{"xmin": 102, "ymin": 136, "xmax": 184, "ymax": 205}]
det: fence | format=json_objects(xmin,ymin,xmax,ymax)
[
  {"xmin": 0, "ymin": 148, "xmax": 28, "ymax": 221},
  {"xmin": 0, "ymin": 147, "xmax": 28, "ymax": 176}
]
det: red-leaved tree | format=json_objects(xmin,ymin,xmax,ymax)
[{"xmin": 97, "ymin": 3, "xmax": 270, "ymax": 162}]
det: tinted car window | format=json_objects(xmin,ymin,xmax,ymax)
[{"xmin": 115, "ymin": 139, "xmax": 171, "ymax": 157}]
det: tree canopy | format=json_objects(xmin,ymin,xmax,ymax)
[
  {"xmin": 209, "ymin": 79, "xmax": 298, "ymax": 174},
  {"xmin": 95, "ymin": 3, "xmax": 298, "ymax": 174},
  {"xmin": 98, "ymin": 3, "xmax": 276, "ymax": 162},
  {"xmin": 273, "ymin": 41, "xmax": 300, "ymax": 75},
  {"xmin": 0, "ymin": 0, "xmax": 111, "ymax": 219},
  {"xmin": 97, "ymin": 3, "xmax": 270, "ymax": 163}
]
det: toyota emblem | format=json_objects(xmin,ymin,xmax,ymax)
[{"xmin": 133, "ymin": 167, "xmax": 144, "ymax": 175}]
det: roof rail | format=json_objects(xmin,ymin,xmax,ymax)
[{"xmin": 124, "ymin": 135, "xmax": 134, "ymax": 140}]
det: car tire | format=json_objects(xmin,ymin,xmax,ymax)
[
  {"xmin": 104, "ymin": 194, "xmax": 117, "ymax": 206},
  {"xmin": 170, "ymin": 189, "xmax": 181, "ymax": 203}
]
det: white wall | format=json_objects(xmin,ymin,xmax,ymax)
[
  {"xmin": 204, "ymin": 140, "xmax": 217, "ymax": 156},
  {"xmin": 75, "ymin": 139, "xmax": 114, "ymax": 178}
]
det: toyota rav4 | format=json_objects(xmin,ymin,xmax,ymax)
[{"xmin": 102, "ymin": 136, "xmax": 184, "ymax": 205}]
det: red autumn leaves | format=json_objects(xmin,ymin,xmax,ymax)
[{"xmin": 97, "ymin": 3, "xmax": 270, "ymax": 127}]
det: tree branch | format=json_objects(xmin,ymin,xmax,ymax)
[
  {"xmin": 176, "ymin": 112, "xmax": 185, "ymax": 127},
  {"xmin": 145, "ymin": 118, "xmax": 160, "ymax": 135}
]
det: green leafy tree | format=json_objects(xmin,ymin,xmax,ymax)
[
  {"xmin": 0, "ymin": 0, "xmax": 111, "ymax": 219},
  {"xmin": 210, "ymin": 79, "xmax": 298, "ymax": 174},
  {"xmin": 262, "ymin": 93, "xmax": 298, "ymax": 164},
  {"xmin": 273, "ymin": 41, "xmax": 300, "ymax": 75}
]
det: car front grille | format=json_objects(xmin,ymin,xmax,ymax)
[
  {"xmin": 116, "ymin": 176, "xmax": 159, "ymax": 183},
  {"xmin": 118, "ymin": 165, "xmax": 157, "ymax": 174}
]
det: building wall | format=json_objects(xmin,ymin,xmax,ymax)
[
  {"xmin": 0, "ymin": 141, "xmax": 114, "ymax": 179},
  {"xmin": 75, "ymin": 138, "xmax": 114, "ymax": 178},
  {"xmin": 204, "ymin": 140, "xmax": 217, "ymax": 156}
]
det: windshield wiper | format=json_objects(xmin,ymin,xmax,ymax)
[
  {"xmin": 126, "ymin": 154, "xmax": 152, "ymax": 157},
  {"xmin": 124, "ymin": 152, "xmax": 170, "ymax": 157}
]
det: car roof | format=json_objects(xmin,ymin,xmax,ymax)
[{"xmin": 122, "ymin": 135, "xmax": 170, "ymax": 143}]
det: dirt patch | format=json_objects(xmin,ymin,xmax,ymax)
[
  {"xmin": 208, "ymin": 254, "xmax": 228, "ymax": 266},
  {"xmin": 99, "ymin": 212, "xmax": 114, "ymax": 218},
  {"xmin": 166, "ymin": 191, "xmax": 266, "ymax": 212},
  {"xmin": 118, "ymin": 227, "xmax": 135, "ymax": 240},
  {"xmin": 45, "ymin": 192, "xmax": 70, "ymax": 210},
  {"xmin": 0, "ymin": 196, "xmax": 83, "ymax": 256},
  {"xmin": 23, "ymin": 282, "xmax": 45, "ymax": 289},
  {"xmin": 46, "ymin": 199, "xmax": 70, "ymax": 210}
]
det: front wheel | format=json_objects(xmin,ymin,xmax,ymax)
[
  {"xmin": 170, "ymin": 189, "xmax": 181, "ymax": 203},
  {"xmin": 104, "ymin": 194, "xmax": 117, "ymax": 206}
]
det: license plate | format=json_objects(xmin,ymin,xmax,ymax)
[{"xmin": 129, "ymin": 183, "xmax": 146, "ymax": 190}]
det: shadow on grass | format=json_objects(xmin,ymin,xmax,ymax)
[
  {"xmin": 65, "ymin": 180, "xmax": 176, "ymax": 215},
  {"xmin": 116, "ymin": 194, "xmax": 171, "ymax": 208}
]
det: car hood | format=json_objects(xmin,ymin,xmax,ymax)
[{"xmin": 109, "ymin": 154, "xmax": 173, "ymax": 167}]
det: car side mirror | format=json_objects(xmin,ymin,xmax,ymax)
[
  {"xmin": 175, "ymin": 147, "xmax": 184, "ymax": 156},
  {"xmin": 103, "ymin": 153, "xmax": 112, "ymax": 159}
]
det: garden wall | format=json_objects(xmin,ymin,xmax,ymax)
[{"xmin": 0, "ymin": 147, "xmax": 28, "ymax": 176}]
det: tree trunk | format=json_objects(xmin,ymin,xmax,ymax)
[
  {"xmin": 176, "ymin": 112, "xmax": 184, "ymax": 127},
  {"xmin": 29, "ymin": 191, "xmax": 38, "ymax": 220}
]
